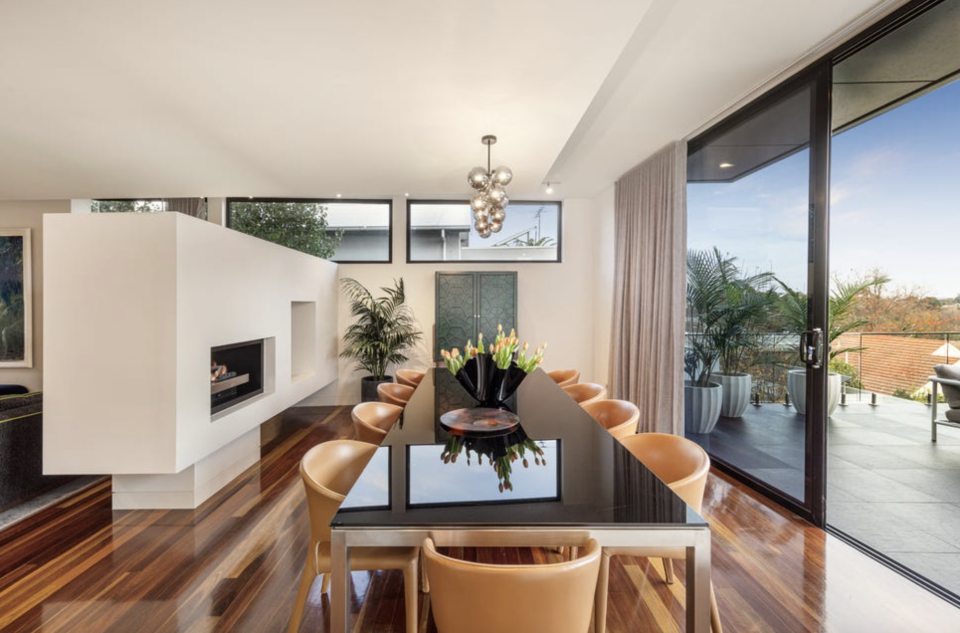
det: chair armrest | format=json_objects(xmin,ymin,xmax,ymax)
[{"xmin": 929, "ymin": 376, "xmax": 960, "ymax": 389}]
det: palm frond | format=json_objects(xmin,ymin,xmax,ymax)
[{"xmin": 340, "ymin": 277, "xmax": 423, "ymax": 380}]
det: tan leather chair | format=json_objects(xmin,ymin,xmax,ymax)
[
  {"xmin": 595, "ymin": 433, "xmax": 721, "ymax": 633},
  {"xmin": 582, "ymin": 399, "xmax": 639, "ymax": 440},
  {"xmin": 423, "ymin": 537, "xmax": 601, "ymax": 633},
  {"xmin": 396, "ymin": 369, "xmax": 425, "ymax": 389},
  {"xmin": 562, "ymin": 382, "xmax": 607, "ymax": 407},
  {"xmin": 377, "ymin": 382, "xmax": 415, "ymax": 407},
  {"xmin": 352, "ymin": 402, "xmax": 403, "ymax": 445},
  {"xmin": 547, "ymin": 369, "xmax": 580, "ymax": 388},
  {"xmin": 289, "ymin": 440, "xmax": 420, "ymax": 633}
]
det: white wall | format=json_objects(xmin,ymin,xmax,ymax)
[
  {"xmin": 302, "ymin": 195, "xmax": 614, "ymax": 405},
  {"xmin": 43, "ymin": 213, "xmax": 338, "ymax": 475},
  {"xmin": 0, "ymin": 200, "xmax": 71, "ymax": 391},
  {"xmin": 593, "ymin": 186, "xmax": 616, "ymax": 388}
]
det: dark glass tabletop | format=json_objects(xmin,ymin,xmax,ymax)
[{"xmin": 333, "ymin": 368, "xmax": 706, "ymax": 529}]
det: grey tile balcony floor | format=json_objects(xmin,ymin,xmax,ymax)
[{"xmin": 688, "ymin": 394, "xmax": 960, "ymax": 596}]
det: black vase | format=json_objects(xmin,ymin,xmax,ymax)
[{"xmin": 454, "ymin": 355, "xmax": 527, "ymax": 407}]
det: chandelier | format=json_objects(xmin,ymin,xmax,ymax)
[{"xmin": 467, "ymin": 135, "xmax": 512, "ymax": 238}]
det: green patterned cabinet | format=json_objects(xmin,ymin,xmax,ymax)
[{"xmin": 435, "ymin": 272, "xmax": 517, "ymax": 360}]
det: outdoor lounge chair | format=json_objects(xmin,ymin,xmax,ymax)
[{"xmin": 930, "ymin": 364, "xmax": 960, "ymax": 442}]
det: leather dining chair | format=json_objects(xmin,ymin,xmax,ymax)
[
  {"xmin": 594, "ymin": 433, "xmax": 722, "ymax": 633},
  {"xmin": 289, "ymin": 440, "xmax": 421, "ymax": 633},
  {"xmin": 352, "ymin": 402, "xmax": 403, "ymax": 445},
  {"xmin": 377, "ymin": 382, "xmax": 415, "ymax": 407},
  {"xmin": 422, "ymin": 537, "xmax": 602, "ymax": 633},
  {"xmin": 582, "ymin": 399, "xmax": 640, "ymax": 440},
  {"xmin": 562, "ymin": 382, "xmax": 607, "ymax": 407},
  {"xmin": 547, "ymin": 369, "xmax": 580, "ymax": 388},
  {"xmin": 396, "ymin": 369, "xmax": 425, "ymax": 389}
]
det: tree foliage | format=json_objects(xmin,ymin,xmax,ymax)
[
  {"xmin": 91, "ymin": 200, "xmax": 165, "ymax": 213},
  {"xmin": 230, "ymin": 201, "xmax": 344, "ymax": 260},
  {"xmin": 841, "ymin": 268, "xmax": 960, "ymax": 333}
]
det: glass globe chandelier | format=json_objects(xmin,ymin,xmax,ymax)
[{"xmin": 467, "ymin": 135, "xmax": 512, "ymax": 238}]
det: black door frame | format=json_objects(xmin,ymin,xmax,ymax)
[
  {"xmin": 686, "ymin": 63, "xmax": 832, "ymax": 527},
  {"xmin": 686, "ymin": 0, "xmax": 953, "ymax": 565}
]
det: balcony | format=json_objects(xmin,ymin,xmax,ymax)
[{"xmin": 689, "ymin": 331, "xmax": 960, "ymax": 595}]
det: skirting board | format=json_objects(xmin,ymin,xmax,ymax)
[{"xmin": 112, "ymin": 428, "xmax": 260, "ymax": 510}]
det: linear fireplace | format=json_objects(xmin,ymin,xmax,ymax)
[{"xmin": 211, "ymin": 339, "xmax": 264, "ymax": 414}]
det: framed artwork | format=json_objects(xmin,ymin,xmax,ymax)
[{"xmin": 0, "ymin": 229, "xmax": 32, "ymax": 368}]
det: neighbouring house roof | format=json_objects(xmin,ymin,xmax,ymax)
[
  {"xmin": 323, "ymin": 203, "xmax": 390, "ymax": 229},
  {"xmin": 834, "ymin": 333, "xmax": 960, "ymax": 396},
  {"xmin": 408, "ymin": 204, "xmax": 471, "ymax": 229}
]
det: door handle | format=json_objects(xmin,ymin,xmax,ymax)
[{"xmin": 800, "ymin": 328, "xmax": 823, "ymax": 369}]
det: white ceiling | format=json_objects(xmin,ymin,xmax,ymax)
[{"xmin": 0, "ymin": 0, "xmax": 891, "ymax": 201}]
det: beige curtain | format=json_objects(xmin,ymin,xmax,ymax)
[
  {"xmin": 609, "ymin": 141, "xmax": 686, "ymax": 435},
  {"xmin": 165, "ymin": 198, "xmax": 207, "ymax": 219}
]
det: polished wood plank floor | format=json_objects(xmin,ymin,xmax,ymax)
[{"xmin": 2, "ymin": 406, "xmax": 960, "ymax": 632}]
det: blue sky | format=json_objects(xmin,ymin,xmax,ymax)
[{"xmin": 688, "ymin": 76, "xmax": 960, "ymax": 298}]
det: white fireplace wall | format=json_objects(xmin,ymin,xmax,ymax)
[{"xmin": 43, "ymin": 212, "xmax": 338, "ymax": 480}]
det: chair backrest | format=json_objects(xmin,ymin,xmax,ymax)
[
  {"xmin": 396, "ymin": 369, "xmax": 425, "ymax": 388},
  {"xmin": 582, "ymin": 399, "xmax": 639, "ymax": 440},
  {"xmin": 300, "ymin": 440, "xmax": 376, "ymax": 544},
  {"xmin": 618, "ymin": 433, "xmax": 710, "ymax": 512},
  {"xmin": 352, "ymin": 402, "xmax": 402, "ymax": 444},
  {"xmin": 562, "ymin": 382, "xmax": 607, "ymax": 406},
  {"xmin": 423, "ymin": 538, "xmax": 601, "ymax": 633},
  {"xmin": 378, "ymin": 382, "xmax": 415, "ymax": 406},
  {"xmin": 547, "ymin": 369, "xmax": 580, "ymax": 388}
]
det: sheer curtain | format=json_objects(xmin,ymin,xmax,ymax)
[{"xmin": 609, "ymin": 141, "xmax": 686, "ymax": 435}]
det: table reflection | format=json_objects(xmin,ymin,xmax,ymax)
[
  {"xmin": 340, "ymin": 446, "xmax": 391, "ymax": 511},
  {"xmin": 408, "ymin": 431, "xmax": 560, "ymax": 506}
]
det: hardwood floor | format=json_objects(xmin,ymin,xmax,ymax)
[{"xmin": 2, "ymin": 406, "xmax": 960, "ymax": 632}]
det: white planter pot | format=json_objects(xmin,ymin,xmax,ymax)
[
  {"xmin": 717, "ymin": 373, "xmax": 751, "ymax": 418},
  {"xmin": 786, "ymin": 369, "xmax": 843, "ymax": 416},
  {"xmin": 827, "ymin": 373, "xmax": 842, "ymax": 415},
  {"xmin": 684, "ymin": 380, "xmax": 723, "ymax": 434}
]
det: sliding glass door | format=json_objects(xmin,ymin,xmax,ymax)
[
  {"xmin": 686, "ymin": 68, "xmax": 831, "ymax": 522},
  {"xmin": 828, "ymin": 0, "xmax": 960, "ymax": 599},
  {"xmin": 685, "ymin": 0, "xmax": 960, "ymax": 599}
]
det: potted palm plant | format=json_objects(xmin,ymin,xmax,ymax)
[
  {"xmin": 685, "ymin": 249, "xmax": 726, "ymax": 433},
  {"xmin": 712, "ymin": 255, "xmax": 776, "ymax": 418},
  {"xmin": 340, "ymin": 278, "xmax": 423, "ymax": 402},
  {"xmin": 778, "ymin": 274, "xmax": 888, "ymax": 415},
  {"xmin": 687, "ymin": 248, "xmax": 776, "ymax": 428}
]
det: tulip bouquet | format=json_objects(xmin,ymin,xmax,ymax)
[
  {"xmin": 439, "ymin": 325, "xmax": 546, "ymax": 407},
  {"xmin": 440, "ymin": 325, "xmax": 545, "ymax": 374},
  {"xmin": 440, "ymin": 429, "xmax": 547, "ymax": 493}
]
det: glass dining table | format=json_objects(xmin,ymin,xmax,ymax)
[{"xmin": 330, "ymin": 368, "xmax": 711, "ymax": 632}]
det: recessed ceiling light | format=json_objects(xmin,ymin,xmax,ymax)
[
  {"xmin": 719, "ymin": 162, "xmax": 734, "ymax": 169},
  {"xmin": 336, "ymin": 193, "xmax": 342, "ymax": 198},
  {"xmin": 405, "ymin": 192, "xmax": 409, "ymax": 197}
]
